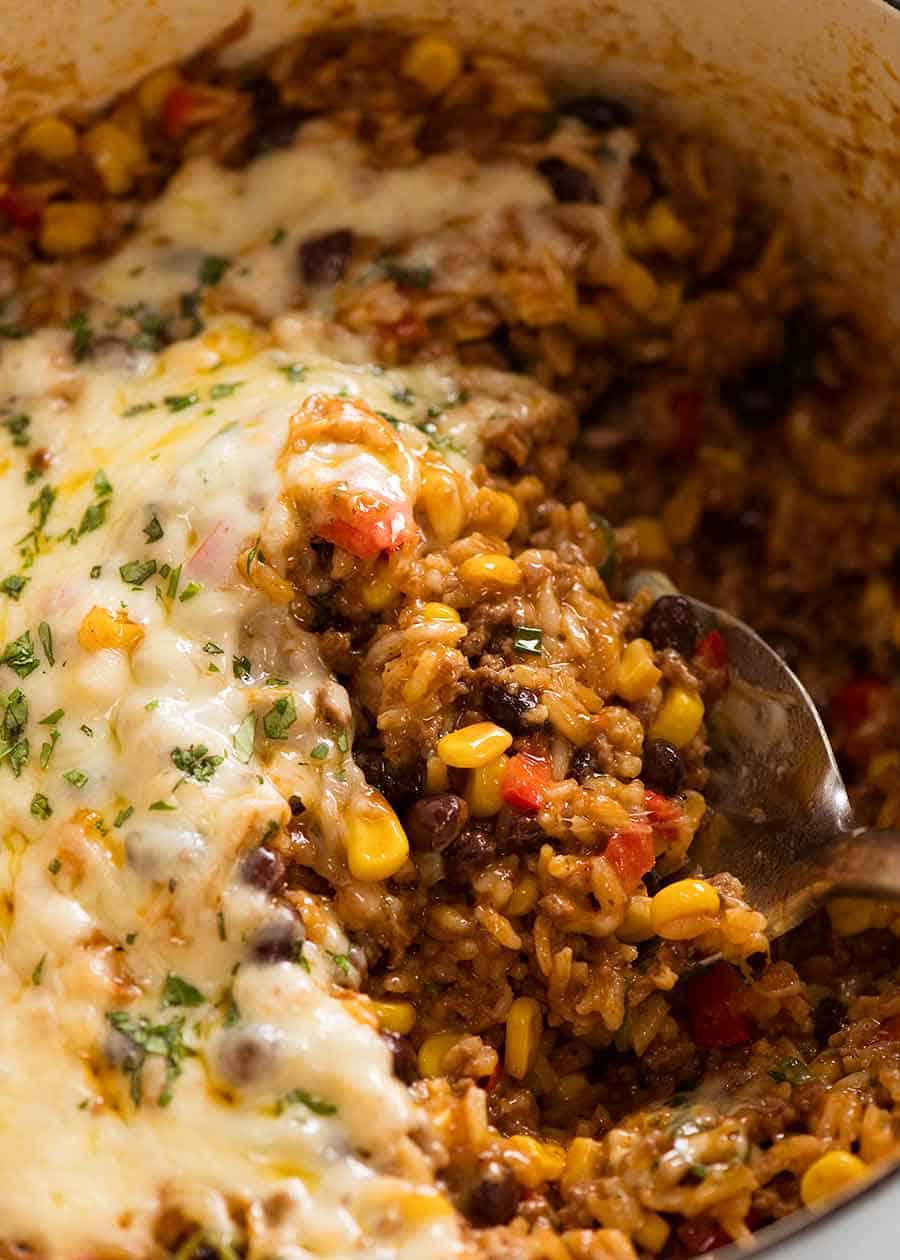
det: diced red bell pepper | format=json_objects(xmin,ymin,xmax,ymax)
[
  {"xmin": 0, "ymin": 186, "xmax": 44, "ymax": 230},
  {"xmin": 676, "ymin": 1217, "xmax": 732, "ymax": 1256},
  {"xmin": 605, "ymin": 821, "xmax": 655, "ymax": 893},
  {"xmin": 830, "ymin": 677, "xmax": 887, "ymax": 732},
  {"xmin": 686, "ymin": 961, "xmax": 753, "ymax": 1049},
  {"xmin": 160, "ymin": 84, "xmax": 221, "ymax": 140},
  {"xmin": 317, "ymin": 496, "xmax": 414, "ymax": 559},
  {"xmin": 643, "ymin": 789, "xmax": 683, "ymax": 837},
  {"xmin": 695, "ymin": 629, "xmax": 728, "ymax": 669},
  {"xmin": 672, "ymin": 388, "xmax": 703, "ymax": 459},
  {"xmin": 501, "ymin": 754, "xmax": 552, "ymax": 813}
]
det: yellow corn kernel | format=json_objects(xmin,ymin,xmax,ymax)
[
  {"xmin": 617, "ymin": 258, "xmax": 659, "ymax": 314},
  {"xmin": 458, "ymin": 553, "xmax": 522, "ymax": 590},
  {"xmin": 635, "ymin": 1214, "xmax": 671, "ymax": 1254},
  {"xmin": 650, "ymin": 686, "xmax": 704, "ymax": 748},
  {"xmin": 801, "ymin": 1150, "xmax": 867, "ymax": 1206},
  {"xmin": 398, "ymin": 1187, "xmax": 455, "ymax": 1223},
  {"xmin": 505, "ymin": 1135, "xmax": 567, "ymax": 1186},
  {"xmin": 627, "ymin": 515, "xmax": 671, "ymax": 566},
  {"xmin": 644, "ymin": 199, "xmax": 695, "ymax": 259},
  {"xmin": 562, "ymin": 1136, "xmax": 602, "ymax": 1188},
  {"xmin": 39, "ymin": 202, "xmax": 103, "ymax": 255},
  {"xmin": 402, "ymin": 35, "xmax": 462, "ymax": 95},
  {"xmin": 419, "ymin": 461, "xmax": 466, "ymax": 545},
  {"xmin": 618, "ymin": 895, "xmax": 655, "ymax": 942},
  {"xmin": 682, "ymin": 790, "xmax": 707, "ymax": 828},
  {"xmin": 361, "ymin": 566, "xmax": 396, "ymax": 612},
  {"xmin": 425, "ymin": 756, "xmax": 450, "ymax": 793},
  {"xmin": 83, "ymin": 122, "xmax": 145, "ymax": 195},
  {"xmin": 421, "ymin": 601, "xmax": 460, "ymax": 623},
  {"xmin": 829, "ymin": 896, "xmax": 878, "ymax": 937},
  {"xmin": 478, "ymin": 489, "xmax": 520, "ymax": 539},
  {"xmin": 373, "ymin": 1000, "xmax": 417, "ymax": 1035},
  {"xmin": 505, "ymin": 996, "xmax": 542, "ymax": 1080},
  {"xmin": 418, "ymin": 1032, "xmax": 460, "ymax": 1076},
  {"xmin": 467, "ymin": 755, "xmax": 507, "ymax": 818},
  {"xmin": 615, "ymin": 638, "xmax": 662, "ymax": 702},
  {"xmin": 19, "ymin": 116, "xmax": 79, "ymax": 162},
  {"xmin": 437, "ymin": 722, "xmax": 513, "ymax": 769},
  {"xmin": 78, "ymin": 607, "xmax": 144, "ymax": 653},
  {"xmin": 344, "ymin": 791, "xmax": 410, "ymax": 882},
  {"xmin": 137, "ymin": 67, "xmax": 182, "ymax": 120},
  {"xmin": 650, "ymin": 878, "xmax": 720, "ymax": 940},
  {"xmin": 507, "ymin": 873, "xmax": 539, "ymax": 917}
]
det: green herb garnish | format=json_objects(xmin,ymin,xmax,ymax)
[{"xmin": 262, "ymin": 695, "xmax": 297, "ymax": 740}]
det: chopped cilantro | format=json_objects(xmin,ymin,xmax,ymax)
[
  {"xmin": 179, "ymin": 581, "xmax": 202, "ymax": 602},
  {"xmin": 336, "ymin": 730, "xmax": 349, "ymax": 754},
  {"xmin": 768, "ymin": 1056, "xmax": 813, "ymax": 1086},
  {"xmin": 262, "ymin": 694, "xmax": 297, "ymax": 740},
  {"xmin": 120, "ymin": 559, "xmax": 157, "ymax": 586},
  {"xmin": 94, "ymin": 470, "xmax": 113, "ymax": 499},
  {"xmin": 90, "ymin": 564, "xmax": 102, "ymax": 579},
  {"xmin": 164, "ymin": 393, "xmax": 199, "ymax": 413},
  {"xmin": 271, "ymin": 227, "xmax": 287, "ymax": 246},
  {"xmin": 166, "ymin": 564, "xmax": 182, "ymax": 600},
  {"xmin": 382, "ymin": 259, "xmax": 433, "ymax": 289},
  {"xmin": 310, "ymin": 741, "xmax": 329, "ymax": 760},
  {"xmin": 125, "ymin": 931, "xmax": 137, "ymax": 945},
  {"xmin": 233, "ymin": 713, "xmax": 256, "ymax": 764},
  {"xmin": 198, "ymin": 255, "xmax": 231, "ymax": 286},
  {"xmin": 1, "ymin": 630, "xmax": 39, "ymax": 678},
  {"xmin": 203, "ymin": 641, "xmax": 223, "ymax": 655},
  {"xmin": 513, "ymin": 626, "xmax": 543, "ymax": 656},
  {"xmin": 0, "ymin": 574, "xmax": 28, "ymax": 600},
  {"xmin": 80, "ymin": 724, "xmax": 93, "ymax": 737},
  {"xmin": 209, "ymin": 381, "xmax": 243, "ymax": 400},
  {"xmin": 39, "ymin": 730, "xmax": 60, "ymax": 769},
  {"xmin": 143, "ymin": 515, "xmax": 164, "ymax": 543},
  {"xmin": 38, "ymin": 621, "xmax": 54, "ymax": 666},
  {"xmin": 114, "ymin": 805, "xmax": 134, "ymax": 828},
  {"xmin": 390, "ymin": 386, "xmax": 414, "ymax": 405},
  {"xmin": 47, "ymin": 857, "xmax": 61, "ymax": 875},
  {"xmin": 121, "ymin": 401, "xmax": 156, "ymax": 418},
  {"xmin": 30, "ymin": 793, "xmax": 52, "ymax": 820},
  {"xmin": 105, "ymin": 1010, "xmax": 188, "ymax": 1106},
  {"xmin": 63, "ymin": 769, "xmax": 88, "ymax": 789},
  {"xmin": 65, "ymin": 312, "xmax": 93, "ymax": 361},
  {"xmin": 377, "ymin": 410, "xmax": 401, "ymax": 428},
  {"xmin": 149, "ymin": 799, "xmax": 176, "ymax": 811},
  {"xmin": 328, "ymin": 952, "xmax": 351, "ymax": 975},
  {"xmin": 216, "ymin": 910, "xmax": 227, "ymax": 941},
  {"xmin": 278, "ymin": 1088, "xmax": 337, "ymax": 1116},
  {"xmin": 39, "ymin": 708, "xmax": 63, "ymax": 726},
  {"xmin": 233, "ymin": 654, "xmax": 252, "ymax": 680},
  {"xmin": 161, "ymin": 973, "xmax": 207, "ymax": 1008},
  {"xmin": 279, "ymin": 363, "xmax": 307, "ymax": 383},
  {"xmin": 78, "ymin": 500, "xmax": 109, "ymax": 536},
  {"xmin": 4, "ymin": 413, "xmax": 30, "ymax": 447},
  {"xmin": 170, "ymin": 744, "xmax": 224, "ymax": 784},
  {"xmin": 31, "ymin": 954, "xmax": 46, "ymax": 986}
]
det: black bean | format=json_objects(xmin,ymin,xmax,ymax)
[
  {"xmin": 813, "ymin": 995, "xmax": 847, "ymax": 1044},
  {"xmin": 494, "ymin": 806, "xmax": 544, "ymax": 856},
  {"xmin": 482, "ymin": 682, "xmax": 541, "ymax": 735},
  {"xmin": 245, "ymin": 75, "xmax": 281, "ymax": 116},
  {"xmin": 299, "ymin": 229, "xmax": 354, "ymax": 286},
  {"xmin": 355, "ymin": 747, "xmax": 424, "ymax": 812},
  {"xmin": 641, "ymin": 739, "xmax": 685, "ymax": 796},
  {"xmin": 537, "ymin": 157, "xmax": 597, "ymax": 204},
  {"xmin": 443, "ymin": 824, "xmax": 497, "ymax": 887},
  {"xmin": 249, "ymin": 916, "xmax": 303, "ymax": 964},
  {"xmin": 217, "ymin": 1029, "xmax": 274, "ymax": 1085},
  {"xmin": 385, "ymin": 1031, "xmax": 419, "ymax": 1084},
  {"xmin": 466, "ymin": 1160, "xmax": 520, "ymax": 1226},
  {"xmin": 240, "ymin": 845, "xmax": 285, "ymax": 891},
  {"xmin": 568, "ymin": 747, "xmax": 600, "ymax": 784},
  {"xmin": 289, "ymin": 794, "xmax": 305, "ymax": 816},
  {"xmin": 562, "ymin": 95, "xmax": 633, "ymax": 131},
  {"xmin": 406, "ymin": 793, "xmax": 469, "ymax": 853},
  {"xmin": 642, "ymin": 595, "xmax": 700, "ymax": 658}
]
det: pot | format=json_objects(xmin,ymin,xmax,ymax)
[{"xmin": 2, "ymin": 0, "xmax": 899, "ymax": 1252}]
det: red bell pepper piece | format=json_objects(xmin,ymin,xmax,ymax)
[
  {"xmin": 605, "ymin": 822, "xmax": 655, "ymax": 892},
  {"xmin": 695, "ymin": 629, "xmax": 728, "ymax": 669},
  {"xmin": 672, "ymin": 389, "xmax": 703, "ymax": 458},
  {"xmin": 676, "ymin": 1217, "xmax": 732, "ymax": 1256},
  {"xmin": 643, "ymin": 789, "xmax": 683, "ymax": 837},
  {"xmin": 686, "ymin": 961, "xmax": 753, "ymax": 1049},
  {"xmin": 160, "ymin": 84, "xmax": 223, "ymax": 139},
  {"xmin": 830, "ymin": 677, "xmax": 887, "ymax": 732},
  {"xmin": 501, "ymin": 754, "xmax": 552, "ymax": 813},
  {"xmin": 317, "ymin": 496, "xmax": 414, "ymax": 560},
  {"xmin": 0, "ymin": 186, "xmax": 44, "ymax": 230}
]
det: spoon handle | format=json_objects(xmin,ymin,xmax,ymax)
[{"xmin": 824, "ymin": 829, "xmax": 900, "ymax": 900}]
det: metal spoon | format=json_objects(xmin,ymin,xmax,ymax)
[{"xmin": 630, "ymin": 573, "xmax": 900, "ymax": 938}]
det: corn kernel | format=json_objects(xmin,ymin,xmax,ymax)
[
  {"xmin": 398, "ymin": 1187, "xmax": 455, "ymax": 1222},
  {"xmin": 40, "ymin": 202, "xmax": 103, "ymax": 255},
  {"xmin": 801, "ymin": 1150, "xmax": 867, "ymax": 1206},
  {"xmin": 373, "ymin": 999, "xmax": 417, "ymax": 1035},
  {"xmin": 635, "ymin": 1213, "xmax": 671, "ymax": 1254},
  {"xmin": 650, "ymin": 686, "xmax": 704, "ymax": 747},
  {"xmin": 650, "ymin": 878, "xmax": 720, "ymax": 939},
  {"xmin": 617, "ymin": 258, "xmax": 658, "ymax": 314},
  {"xmin": 618, "ymin": 895, "xmax": 655, "ymax": 942},
  {"xmin": 562, "ymin": 1136, "xmax": 602, "ymax": 1188},
  {"xmin": 627, "ymin": 515, "xmax": 671, "ymax": 566},
  {"xmin": 478, "ymin": 489, "xmax": 520, "ymax": 539},
  {"xmin": 418, "ymin": 1031, "xmax": 460, "ymax": 1076},
  {"xmin": 425, "ymin": 756, "xmax": 450, "ymax": 793},
  {"xmin": 344, "ymin": 791, "xmax": 410, "ymax": 882},
  {"xmin": 505, "ymin": 1135, "xmax": 566, "ymax": 1186},
  {"xmin": 467, "ymin": 755, "xmax": 507, "ymax": 818},
  {"xmin": 644, "ymin": 199, "xmax": 695, "ymax": 259},
  {"xmin": 419, "ymin": 461, "xmax": 466, "ymax": 544},
  {"xmin": 421, "ymin": 601, "xmax": 460, "ymax": 623},
  {"xmin": 507, "ymin": 873, "xmax": 539, "ymax": 917},
  {"xmin": 829, "ymin": 896, "xmax": 878, "ymax": 937},
  {"xmin": 137, "ymin": 67, "xmax": 182, "ymax": 120},
  {"xmin": 83, "ymin": 122, "xmax": 145, "ymax": 195},
  {"xmin": 78, "ymin": 607, "xmax": 144, "ymax": 653},
  {"xmin": 505, "ymin": 996, "xmax": 542, "ymax": 1080},
  {"xmin": 362, "ymin": 565, "xmax": 397, "ymax": 612},
  {"xmin": 458, "ymin": 553, "xmax": 521, "ymax": 589},
  {"xmin": 19, "ymin": 116, "xmax": 79, "ymax": 162},
  {"xmin": 615, "ymin": 638, "xmax": 662, "ymax": 702},
  {"xmin": 682, "ymin": 790, "xmax": 707, "ymax": 828},
  {"xmin": 402, "ymin": 35, "xmax": 462, "ymax": 95},
  {"xmin": 438, "ymin": 722, "xmax": 513, "ymax": 769}
]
